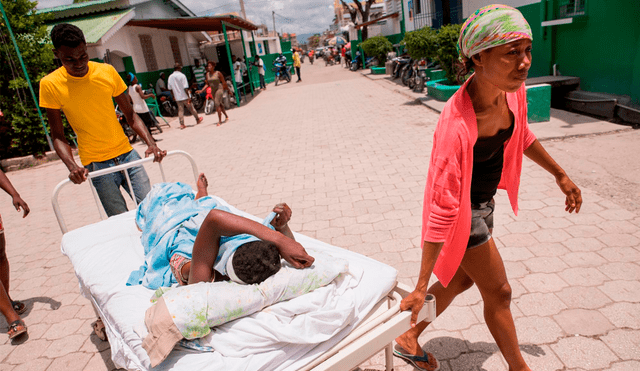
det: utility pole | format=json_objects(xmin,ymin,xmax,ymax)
[
  {"xmin": 239, "ymin": 0, "xmax": 246, "ymax": 19},
  {"xmin": 272, "ymin": 11, "xmax": 276, "ymax": 37}
]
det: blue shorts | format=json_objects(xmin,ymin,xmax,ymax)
[{"xmin": 467, "ymin": 199, "xmax": 495, "ymax": 249}]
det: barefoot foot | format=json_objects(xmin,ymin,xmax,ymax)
[{"xmin": 195, "ymin": 173, "xmax": 209, "ymax": 199}]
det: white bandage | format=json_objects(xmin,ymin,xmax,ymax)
[{"xmin": 226, "ymin": 251, "xmax": 246, "ymax": 285}]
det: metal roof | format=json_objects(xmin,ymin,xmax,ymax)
[
  {"xmin": 127, "ymin": 14, "xmax": 258, "ymax": 32},
  {"xmin": 37, "ymin": 0, "xmax": 121, "ymax": 15},
  {"xmin": 46, "ymin": 8, "xmax": 135, "ymax": 44}
]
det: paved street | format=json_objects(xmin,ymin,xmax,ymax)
[{"xmin": 0, "ymin": 61, "xmax": 639, "ymax": 370}]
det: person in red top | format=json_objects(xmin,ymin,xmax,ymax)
[
  {"xmin": 341, "ymin": 45, "xmax": 346, "ymax": 67},
  {"xmin": 394, "ymin": 5, "xmax": 582, "ymax": 371}
]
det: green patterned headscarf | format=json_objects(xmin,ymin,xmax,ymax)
[{"xmin": 457, "ymin": 4, "xmax": 532, "ymax": 61}]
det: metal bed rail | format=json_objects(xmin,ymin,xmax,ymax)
[
  {"xmin": 303, "ymin": 282, "xmax": 436, "ymax": 371},
  {"xmin": 51, "ymin": 150, "xmax": 199, "ymax": 234}
]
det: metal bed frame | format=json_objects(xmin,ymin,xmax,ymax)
[{"xmin": 51, "ymin": 150, "xmax": 436, "ymax": 371}]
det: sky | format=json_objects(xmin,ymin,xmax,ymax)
[{"xmin": 36, "ymin": 0, "xmax": 335, "ymax": 36}]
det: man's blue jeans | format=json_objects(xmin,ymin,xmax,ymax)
[{"xmin": 85, "ymin": 149, "xmax": 151, "ymax": 217}]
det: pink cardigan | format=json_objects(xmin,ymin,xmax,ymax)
[{"xmin": 422, "ymin": 76, "xmax": 537, "ymax": 287}]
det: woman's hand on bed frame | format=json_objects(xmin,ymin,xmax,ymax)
[{"xmin": 188, "ymin": 209, "xmax": 315, "ymax": 284}]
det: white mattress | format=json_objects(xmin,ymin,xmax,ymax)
[{"xmin": 61, "ymin": 197, "xmax": 398, "ymax": 371}]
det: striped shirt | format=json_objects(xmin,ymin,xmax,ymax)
[{"xmin": 193, "ymin": 66, "xmax": 205, "ymax": 85}]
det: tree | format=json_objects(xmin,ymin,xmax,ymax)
[
  {"xmin": 434, "ymin": 24, "xmax": 463, "ymax": 84},
  {"xmin": 308, "ymin": 34, "xmax": 321, "ymax": 49},
  {"xmin": 339, "ymin": 0, "xmax": 376, "ymax": 41},
  {"xmin": 0, "ymin": 0, "xmax": 71, "ymax": 159},
  {"xmin": 360, "ymin": 35, "xmax": 392, "ymax": 64},
  {"xmin": 402, "ymin": 27, "xmax": 437, "ymax": 61}
]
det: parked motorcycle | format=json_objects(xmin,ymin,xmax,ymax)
[
  {"xmin": 115, "ymin": 105, "xmax": 137, "ymax": 143},
  {"xmin": 190, "ymin": 85, "xmax": 205, "ymax": 111},
  {"xmin": 350, "ymin": 51, "xmax": 377, "ymax": 71},
  {"xmin": 412, "ymin": 59, "xmax": 429, "ymax": 93},
  {"xmin": 149, "ymin": 83, "xmax": 177, "ymax": 117},
  {"xmin": 273, "ymin": 56, "xmax": 291, "ymax": 86},
  {"xmin": 391, "ymin": 54, "xmax": 412, "ymax": 79}
]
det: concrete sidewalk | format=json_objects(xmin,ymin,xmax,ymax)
[{"xmin": 363, "ymin": 71, "xmax": 631, "ymax": 141}]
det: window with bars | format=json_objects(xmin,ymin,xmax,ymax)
[
  {"xmin": 558, "ymin": 0, "xmax": 586, "ymax": 17},
  {"xmin": 414, "ymin": 0, "xmax": 422, "ymax": 15},
  {"xmin": 169, "ymin": 36, "xmax": 182, "ymax": 65},
  {"xmin": 139, "ymin": 34, "xmax": 158, "ymax": 72}
]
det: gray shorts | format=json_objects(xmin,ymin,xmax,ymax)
[{"xmin": 467, "ymin": 199, "xmax": 495, "ymax": 249}]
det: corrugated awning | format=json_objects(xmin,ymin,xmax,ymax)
[
  {"xmin": 46, "ymin": 8, "xmax": 135, "ymax": 44},
  {"xmin": 127, "ymin": 15, "xmax": 258, "ymax": 32}
]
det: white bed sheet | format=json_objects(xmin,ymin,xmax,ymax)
[{"xmin": 61, "ymin": 197, "xmax": 398, "ymax": 371}]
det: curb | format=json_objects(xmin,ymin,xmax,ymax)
[{"xmin": 0, "ymin": 150, "xmax": 76, "ymax": 172}]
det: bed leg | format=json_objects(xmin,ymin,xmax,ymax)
[{"xmin": 385, "ymin": 342, "xmax": 394, "ymax": 371}]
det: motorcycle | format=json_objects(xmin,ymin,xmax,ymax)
[
  {"xmin": 400, "ymin": 61, "xmax": 415, "ymax": 87},
  {"xmin": 324, "ymin": 54, "xmax": 336, "ymax": 66},
  {"xmin": 149, "ymin": 83, "xmax": 177, "ymax": 117},
  {"xmin": 190, "ymin": 85, "xmax": 205, "ymax": 111},
  {"xmin": 391, "ymin": 54, "xmax": 412, "ymax": 80},
  {"xmin": 412, "ymin": 59, "xmax": 429, "ymax": 93},
  {"xmin": 344, "ymin": 51, "xmax": 352, "ymax": 68},
  {"xmin": 273, "ymin": 57, "xmax": 291, "ymax": 86},
  {"xmin": 115, "ymin": 105, "xmax": 137, "ymax": 143},
  {"xmin": 350, "ymin": 51, "xmax": 377, "ymax": 71}
]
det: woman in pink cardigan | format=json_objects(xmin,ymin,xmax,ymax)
[{"xmin": 393, "ymin": 5, "xmax": 582, "ymax": 371}]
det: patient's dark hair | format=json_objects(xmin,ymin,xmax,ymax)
[
  {"xmin": 232, "ymin": 241, "xmax": 281, "ymax": 284},
  {"xmin": 51, "ymin": 23, "xmax": 86, "ymax": 49}
]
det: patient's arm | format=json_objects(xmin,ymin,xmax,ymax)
[
  {"xmin": 189, "ymin": 209, "xmax": 315, "ymax": 284},
  {"xmin": 271, "ymin": 203, "xmax": 295, "ymax": 240}
]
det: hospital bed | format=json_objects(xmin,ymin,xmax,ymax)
[{"xmin": 51, "ymin": 151, "xmax": 435, "ymax": 371}]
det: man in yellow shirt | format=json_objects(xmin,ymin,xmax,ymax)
[
  {"xmin": 40, "ymin": 24, "xmax": 166, "ymax": 217},
  {"xmin": 292, "ymin": 49, "xmax": 302, "ymax": 83}
]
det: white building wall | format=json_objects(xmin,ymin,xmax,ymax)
[
  {"xmin": 89, "ymin": 26, "xmax": 199, "ymax": 73},
  {"xmin": 130, "ymin": 0, "xmax": 182, "ymax": 19}
]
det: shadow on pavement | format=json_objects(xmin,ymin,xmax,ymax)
[{"xmin": 416, "ymin": 336, "xmax": 545, "ymax": 370}]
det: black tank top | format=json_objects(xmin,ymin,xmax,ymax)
[{"xmin": 470, "ymin": 121, "xmax": 515, "ymax": 204}]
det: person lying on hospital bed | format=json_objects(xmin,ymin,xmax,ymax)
[{"xmin": 127, "ymin": 173, "xmax": 314, "ymax": 290}]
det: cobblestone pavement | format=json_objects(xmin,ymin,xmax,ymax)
[{"xmin": 0, "ymin": 62, "xmax": 638, "ymax": 371}]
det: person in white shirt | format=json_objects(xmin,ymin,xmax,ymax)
[
  {"xmin": 167, "ymin": 63, "xmax": 203, "ymax": 129},
  {"xmin": 253, "ymin": 55, "xmax": 266, "ymax": 90},
  {"xmin": 233, "ymin": 56, "xmax": 244, "ymax": 85}
]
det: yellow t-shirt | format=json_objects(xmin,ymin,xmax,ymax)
[
  {"xmin": 39, "ymin": 61, "xmax": 132, "ymax": 166},
  {"xmin": 292, "ymin": 52, "xmax": 301, "ymax": 68}
]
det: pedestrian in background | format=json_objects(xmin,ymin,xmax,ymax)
[
  {"xmin": 191, "ymin": 59, "xmax": 206, "ymax": 90},
  {"xmin": 254, "ymin": 55, "xmax": 266, "ymax": 90},
  {"xmin": 293, "ymin": 49, "xmax": 302, "ymax": 83},
  {"xmin": 168, "ymin": 63, "xmax": 203, "ymax": 129},
  {"xmin": 395, "ymin": 5, "xmax": 582, "ymax": 371},
  {"xmin": 341, "ymin": 45, "xmax": 346, "ymax": 67},
  {"xmin": 197, "ymin": 61, "xmax": 232, "ymax": 126},
  {"xmin": 40, "ymin": 23, "xmax": 165, "ymax": 218},
  {"xmin": 0, "ymin": 157, "xmax": 29, "ymax": 341},
  {"xmin": 127, "ymin": 73, "xmax": 159, "ymax": 139}
]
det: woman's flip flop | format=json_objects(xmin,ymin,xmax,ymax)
[
  {"xmin": 393, "ymin": 344, "xmax": 440, "ymax": 371},
  {"xmin": 8, "ymin": 320, "xmax": 27, "ymax": 340},
  {"xmin": 11, "ymin": 300, "xmax": 27, "ymax": 315}
]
